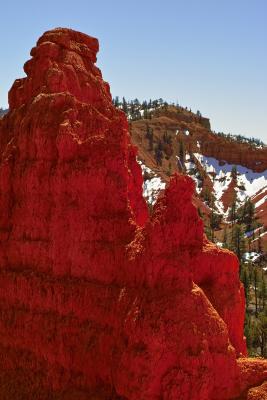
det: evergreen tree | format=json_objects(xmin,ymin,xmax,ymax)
[
  {"xmin": 255, "ymin": 307, "xmax": 267, "ymax": 357},
  {"xmin": 229, "ymin": 198, "xmax": 237, "ymax": 225},
  {"xmin": 254, "ymin": 267, "xmax": 259, "ymax": 317},
  {"xmin": 130, "ymin": 101, "xmax": 135, "ymax": 117},
  {"xmin": 155, "ymin": 141, "xmax": 163, "ymax": 166},
  {"xmin": 143, "ymin": 108, "xmax": 148, "ymax": 119},
  {"xmin": 210, "ymin": 211, "xmax": 222, "ymax": 242},
  {"xmin": 244, "ymin": 312, "xmax": 253, "ymax": 352},
  {"xmin": 163, "ymin": 131, "xmax": 172, "ymax": 145},
  {"xmin": 238, "ymin": 198, "xmax": 256, "ymax": 232},
  {"xmin": 201, "ymin": 187, "xmax": 213, "ymax": 206},
  {"xmin": 231, "ymin": 165, "xmax": 237, "ymax": 179},
  {"xmin": 152, "ymin": 99, "xmax": 159, "ymax": 109},
  {"xmin": 178, "ymin": 140, "xmax": 185, "ymax": 164},
  {"xmin": 231, "ymin": 224, "xmax": 246, "ymax": 262},
  {"xmin": 223, "ymin": 227, "xmax": 228, "ymax": 247},
  {"xmin": 114, "ymin": 96, "xmax": 120, "ymax": 107},
  {"xmin": 205, "ymin": 226, "xmax": 212, "ymax": 241},
  {"xmin": 122, "ymin": 97, "xmax": 128, "ymax": 114},
  {"xmin": 146, "ymin": 126, "xmax": 154, "ymax": 151},
  {"xmin": 142, "ymin": 100, "xmax": 148, "ymax": 110},
  {"xmin": 240, "ymin": 263, "xmax": 250, "ymax": 307},
  {"xmin": 260, "ymin": 271, "xmax": 266, "ymax": 311}
]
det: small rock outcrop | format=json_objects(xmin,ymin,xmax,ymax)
[{"xmin": 0, "ymin": 28, "xmax": 266, "ymax": 400}]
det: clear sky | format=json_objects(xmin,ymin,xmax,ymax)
[{"xmin": 0, "ymin": 0, "xmax": 266, "ymax": 142}]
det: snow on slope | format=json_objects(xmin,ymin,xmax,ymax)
[
  {"xmin": 184, "ymin": 154, "xmax": 202, "ymax": 194},
  {"xmin": 194, "ymin": 153, "xmax": 267, "ymax": 215},
  {"xmin": 251, "ymin": 187, "xmax": 267, "ymax": 213},
  {"xmin": 243, "ymin": 252, "xmax": 261, "ymax": 263},
  {"xmin": 138, "ymin": 152, "xmax": 267, "ymax": 221},
  {"xmin": 255, "ymin": 194, "xmax": 267, "ymax": 209},
  {"xmin": 138, "ymin": 161, "xmax": 166, "ymax": 205}
]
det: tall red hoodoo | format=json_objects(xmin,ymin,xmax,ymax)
[{"xmin": 0, "ymin": 28, "xmax": 266, "ymax": 399}]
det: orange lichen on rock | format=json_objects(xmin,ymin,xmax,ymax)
[{"xmin": 0, "ymin": 28, "xmax": 266, "ymax": 399}]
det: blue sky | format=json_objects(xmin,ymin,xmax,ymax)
[{"xmin": 0, "ymin": 0, "xmax": 266, "ymax": 142}]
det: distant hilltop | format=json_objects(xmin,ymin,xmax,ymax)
[{"xmin": 113, "ymin": 97, "xmax": 266, "ymax": 148}]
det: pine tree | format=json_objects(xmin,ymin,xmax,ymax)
[
  {"xmin": 146, "ymin": 126, "xmax": 154, "ymax": 151},
  {"xmin": 205, "ymin": 226, "xmax": 212, "ymax": 241},
  {"xmin": 114, "ymin": 96, "xmax": 120, "ymax": 107},
  {"xmin": 260, "ymin": 271, "xmax": 266, "ymax": 311},
  {"xmin": 143, "ymin": 108, "xmax": 148, "ymax": 119},
  {"xmin": 240, "ymin": 263, "xmax": 250, "ymax": 307},
  {"xmin": 122, "ymin": 97, "xmax": 128, "ymax": 114},
  {"xmin": 163, "ymin": 131, "xmax": 172, "ymax": 145},
  {"xmin": 210, "ymin": 211, "xmax": 222, "ymax": 243},
  {"xmin": 142, "ymin": 100, "xmax": 148, "ymax": 110},
  {"xmin": 244, "ymin": 312, "xmax": 253, "ymax": 352},
  {"xmin": 231, "ymin": 224, "xmax": 246, "ymax": 262},
  {"xmin": 238, "ymin": 198, "xmax": 256, "ymax": 233},
  {"xmin": 201, "ymin": 188, "xmax": 214, "ymax": 207},
  {"xmin": 254, "ymin": 267, "xmax": 259, "ymax": 317},
  {"xmin": 231, "ymin": 165, "xmax": 237, "ymax": 179},
  {"xmin": 155, "ymin": 141, "xmax": 163, "ymax": 166},
  {"xmin": 256, "ymin": 307, "xmax": 267, "ymax": 357},
  {"xmin": 223, "ymin": 227, "xmax": 228, "ymax": 247},
  {"xmin": 229, "ymin": 198, "xmax": 237, "ymax": 225},
  {"xmin": 178, "ymin": 140, "xmax": 185, "ymax": 164}
]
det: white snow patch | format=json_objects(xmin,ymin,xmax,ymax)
[
  {"xmin": 184, "ymin": 153, "xmax": 202, "ymax": 194},
  {"xmin": 243, "ymin": 252, "xmax": 261, "ymax": 263},
  {"xmin": 193, "ymin": 153, "xmax": 267, "ymax": 213},
  {"xmin": 138, "ymin": 160, "xmax": 165, "ymax": 205}
]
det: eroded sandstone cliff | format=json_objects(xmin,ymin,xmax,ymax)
[{"xmin": 0, "ymin": 28, "xmax": 266, "ymax": 400}]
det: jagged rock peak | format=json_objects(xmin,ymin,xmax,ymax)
[
  {"xmin": 37, "ymin": 27, "xmax": 99, "ymax": 59},
  {"xmin": 8, "ymin": 27, "xmax": 111, "ymax": 113}
]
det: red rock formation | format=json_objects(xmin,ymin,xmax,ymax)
[
  {"xmin": 251, "ymin": 187, "xmax": 267, "ymax": 250},
  {"xmin": 129, "ymin": 109, "xmax": 267, "ymax": 230},
  {"xmin": 0, "ymin": 28, "xmax": 266, "ymax": 400},
  {"xmin": 130, "ymin": 108, "xmax": 267, "ymax": 173}
]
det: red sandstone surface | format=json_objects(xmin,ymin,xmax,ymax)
[
  {"xmin": 0, "ymin": 28, "xmax": 267, "ymax": 400},
  {"xmin": 130, "ymin": 108, "xmax": 267, "ymax": 175},
  {"xmin": 253, "ymin": 187, "xmax": 267, "ymax": 242}
]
